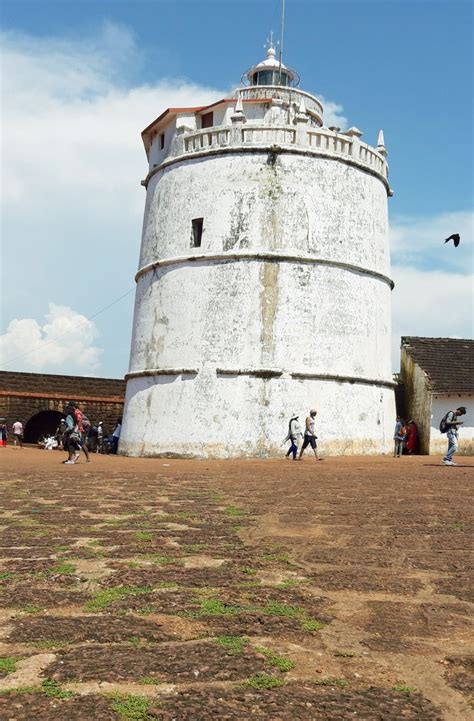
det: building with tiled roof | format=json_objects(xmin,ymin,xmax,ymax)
[{"xmin": 400, "ymin": 337, "xmax": 473, "ymax": 455}]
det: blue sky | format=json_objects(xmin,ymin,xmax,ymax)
[{"xmin": 1, "ymin": 0, "xmax": 473, "ymax": 377}]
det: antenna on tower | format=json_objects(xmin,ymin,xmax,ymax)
[{"xmin": 278, "ymin": 0, "xmax": 286, "ymax": 83}]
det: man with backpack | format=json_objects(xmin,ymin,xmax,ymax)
[{"xmin": 440, "ymin": 406, "xmax": 466, "ymax": 466}]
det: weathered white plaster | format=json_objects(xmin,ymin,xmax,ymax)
[
  {"xmin": 121, "ymin": 52, "xmax": 395, "ymax": 457},
  {"xmin": 429, "ymin": 395, "xmax": 474, "ymax": 455}
]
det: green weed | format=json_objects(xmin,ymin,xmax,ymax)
[
  {"xmin": 314, "ymin": 677, "xmax": 347, "ymax": 688},
  {"xmin": 301, "ymin": 618, "xmax": 325, "ymax": 632},
  {"xmin": 0, "ymin": 572, "xmax": 14, "ymax": 581},
  {"xmin": 134, "ymin": 531, "xmax": 153, "ymax": 542},
  {"xmin": 393, "ymin": 683, "xmax": 417, "ymax": 693},
  {"xmin": 85, "ymin": 586, "xmax": 152, "ymax": 611},
  {"xmin": 261, "ymin": 601, "xmax": 302, "ymax": 618},
  {"xmin": 240, "ymin": 567, "xmax": 257, "ymax": 575},
  {"xmin": 41, "ymin": 678, "xmax": 74, "ymax": 699},
  {"xmin": 197, "ymin": 598, "xmax": 242, "ymax": 616},
  {"xmin": 224, "ymin": 505, "xmax": 247, "ymax": 517},
  {"xmin": 138, "ymin": 676, "xmax": 161, "ymax": 685},
  {"xmin": 257, "ymin": 647, "xmax": 295, "ymax": 672},
  {"xmin": 20, "ymin": 604, "xmax": 43, "ymax": 614},
  {"xmin": 110, "ymin": 693, "xmax": 152, "ymax": 720},
  {"xmin": 244, "ymin": 673, "xmax": 284, "ymax": 690},
  {"xmin": 0, "ymin": 657, "xmax": 20, "ymax": 675},
  {"xmin": 0, "ymin": 686, "xmax": 39, "ymax": 696},
  {"xmin": 215, "ymin": 636, "xmax": 248, "ymax": 654},
  {"xmin": 452, "ymin": 521, "xmax": 464, "ymax": 530}
]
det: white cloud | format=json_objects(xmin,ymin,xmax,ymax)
[
  {"xmin": 390, "ymin": 210, "xmax": 474, "ymax": 274},
  {"xmin": 391, "ymin": 267, "xmax": 474, "ymax": 370},
  {"xmin": 0, "ymin": 303, "xmax": 102, "ymax": 374},
  {"xmin": 320, "ymin": 97, "xmax": 348, "ymax": 130}
]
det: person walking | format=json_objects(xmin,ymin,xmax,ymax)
[
  {"xmin": 405, "ymin": 420, "xmax": 418, "ymax": 454},
  {"xmin": 393, "ymin": 416, "xmax": 406, "ymax": 457},
  {"xmin": 283, "ymin": 413, "xmax": 303, "ymax": 460},
  {"xmin": 12, "ymin": 420, "xmax": 23, "ymax": 448},
  {"xmin": 111, "ymin": 419, "xmax": 121, "ymax": 454},
  {"xmin": 441, "ymin": 406, "xmax": 466, "ymax": 466},
  {"xmin": 299, "ymin": 409, "xmax": 323, "ymax": 460},
  {"xmin": 71, "ymin": 403, "xmax": 91, "ymax": 463},
  {"xmin": 0, "ymin": 419, "xmax": 7, "ymax": 448},
  {"xmin": 61, "ymin": 404, "xmax": 81, "ymax": 464},
  {"xmin": 97, "ymin": 421, "xmax": 104, "ymax": 453}
]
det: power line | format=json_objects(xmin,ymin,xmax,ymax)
[{"xmin": 1, "ymin": 286, "xmax": 135, "ymax": 368}]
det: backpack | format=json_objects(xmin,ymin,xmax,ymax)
[{"xmin": 439, "ymin": 412, "xmax": 451, "ymax": 434}]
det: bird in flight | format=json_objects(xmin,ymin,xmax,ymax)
[{"xmin": 444, "ymin": 233, "xmax": 460, "ymax": 247}]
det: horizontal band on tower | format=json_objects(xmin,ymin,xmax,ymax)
[
  {"xmin": 143, "ymin": 144, "xmax": 391, "ymax": 194},
  {"xmin": 125, "ymin": 366, "xmax": 396, "ymax": 388},
  {"xmin": 135, "ymin": 251, "xmax": 394, "ymax": 289}
]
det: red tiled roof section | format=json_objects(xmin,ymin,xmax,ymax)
[{"xmin": 401, "ymin": 337, "xmax": 474, "ymax": 393}]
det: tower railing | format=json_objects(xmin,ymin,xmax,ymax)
[
  {"xmin": 169, "ymin": 124, "xmax": 388, "ymax": 182},
  {"xmin": 236, "ymin": 85, "xmax": 324, "ymax": 119}
]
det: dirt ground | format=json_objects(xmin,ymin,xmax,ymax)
[{"xmin": 0, "ymin": 447, "xmax": 472, "ymax": 720}]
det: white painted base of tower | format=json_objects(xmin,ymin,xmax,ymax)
[{"xmin": 119, "ymin": 373, "xmax": 396, "ymax": 458}]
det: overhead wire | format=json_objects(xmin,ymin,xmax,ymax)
[{"xmin": 1, "ymin": 286, "xmax": 135, "ymax": 368}]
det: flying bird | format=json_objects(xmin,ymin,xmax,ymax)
[{"xmin": 444, "ymin": 233, "xmax": 460, "ymax": 247}]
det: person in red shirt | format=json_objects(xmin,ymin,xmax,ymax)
[{"xmin": 71, "ymin": 403, "xmax": 91, "ymax": 463}]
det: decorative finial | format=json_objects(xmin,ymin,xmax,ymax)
[
  {"xmin": 265, "ymin": 31, "xmax": 277, "ymax": 58},
  {"xmin": 377, "ymin": 129, "xmax": 388, "ymax": 157}
]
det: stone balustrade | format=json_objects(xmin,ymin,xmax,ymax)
[
  {"xmin": 236, "ymin": 85, "xmax": 324, "ymax": 120},
  {"xmin": 164, "ymin": 123, "xmax": 388, "ymax": 184}
]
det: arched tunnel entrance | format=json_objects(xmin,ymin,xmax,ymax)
[{"xmin": 24, "ymin": 410, "xmax": 64, "ymax": 444}]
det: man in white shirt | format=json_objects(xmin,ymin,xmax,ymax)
[
  {"xmin": 12, "ymin": 421, "xmax": 23, "ymax": 449},
  {"xmin": 299, "ymin": 409, "xmax": 323, "ymax": 460}
]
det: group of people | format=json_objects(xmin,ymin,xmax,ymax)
[
  {"xmin": 283, "ymin": 409, "xmax": 323, "ymax": 461},
  {"xmin": 0, "ymin": 419, "xmax": 24, "ymax": 448},
  {"xmin": 60, "ymin": 403, "xmax": 122, "ymax": 464},
  {"xmin": 393, "ymin": 417, "xmax": 419, "ymax": 457}
]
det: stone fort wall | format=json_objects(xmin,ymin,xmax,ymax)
[{"xmin": 0, "ymin": 371, "xmax": 125, "ymax": 442}]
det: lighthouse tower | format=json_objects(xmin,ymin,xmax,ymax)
[{"xmin": 120, "ymin": 44, "xmax": 396, "ymax": 457}]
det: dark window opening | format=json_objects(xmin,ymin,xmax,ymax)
[
  {"xmin": 159, "ymin": 133, "xmax": 165, "ymax": 149},
  {"xmin": 191, "ymin": 218, "xmax": 203, "ymax": 248},
  {"xmin": 201, "ymin": 111, "xmax": 213, "ymax": 129}
]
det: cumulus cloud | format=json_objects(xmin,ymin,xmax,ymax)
[
  {"xmin": 391, "ymin": 267, "xmax": 473, "ymax": 370},
  {"xmin": 390, "ymin": 210, "xmax": 473, "ymax": 273},
  {"xmin": 389, "ymin": 210, "xmax": 473, "ymax": 369},
  {"xmin": 0, "ymin": 303, "xmax": 102, "ymax": 374},
  {"xmin": 320, "ymin": 97, "xmax": 348, "ymax": 130}
]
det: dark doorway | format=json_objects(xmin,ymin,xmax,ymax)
[{"xmin": 24, "ymin": 410, "xmax": 63, "ymax": 443}]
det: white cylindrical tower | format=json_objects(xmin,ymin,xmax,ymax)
[{"xmin": 121, "ymin": 46, "xmax": 396, "ymax": 457}]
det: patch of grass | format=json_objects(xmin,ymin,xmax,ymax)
[
  {"xmin": 0, "ymin": 572, "xmax": 14, "ymax": 581},
  {"xmin": 157, "ymin": 581, "xmax": 178, "ymax": 589},
  {"xmin": 334, "ymin": 650, "xmax": 356, "ymax": 658},
  {"xmin": 314, "ymin": 677, "xmax": 347, "ymax": 688},
  {"xmin": 260, "ymin": 551, "xmax": 292, "ymax": 563},
  {"xmin": 182, "ymin": 543, "xmax": 208, "ymax": 554},
  {"xmin": 134, "ymin": 531, "xmax": 153, "ymax": 542},
  {"xmin": 197, "ymin": 598, "xmax": 243, "ymax": 616},
  {"xmin": 0, "ymin": 657, "xmax": 20, "ymax": 675},
  {"xmin": 238, "ymin": 580, "xmax": 261, "ymax": 588},
  {"xmin": 452, "ymin": 521, "xmax": 464, "ymax": 530},
  {"xmin": 138, "ymin": 676, "xmax": 161, "ymax": 685},
  {"xmin": 393, "ymin": 683, "xmax": 417, "ymax": 693},
  {"xmin": 50, "ymin": 563, "xmax": 77, "ymax": 575},
  {"xmin": 85, "ymin": 586, "xmax": 152, "ymax": 611},
  {"xmin": 0, "ymin": 685, "xmax": 39, "ymax": 696},
  {"xmin": 41, "ymin": 678, "xmax": 74, "ymax": 699},
  {"xmin": 224, "ymin": 505, "xmax": 247, "ymax": 518},
  {"xmin": 256, "ymin": 647, "xmax": 295, "ymax": 672},
  {"xmin": 215, "ymin": 636, "xmax": 248, "ymax": 654},
  {"xmin": 261, "ymin": 601, "xmax": 302, "ymax": 618},
  {"xmin": 136, "ymin": 605, "xmax": 156, "ymax": 616},
  {"xmin": 20, "ymin": 604, "xmax": 44, "ymax": 614},
  {"xmin": 240, "ymin": 566, "xmax": 257, "ymax": 575},
  {"xmin": 301, "ymin": 618, "xmax": 325, "ymax": 632},
  {"xmin": 53, "ymin": 545, "xmax": 71, "ymax": 553},
  {"xmin": 244, "ymin": 672, "xmax": 285, "ymax": 690},
  {"xmin": 142, "ymin": 554, "xmax": 176, "ymax": 565},
  {"xmin": 34, "ymin": 640, "xmax": 68, "ymax": 650},
  {"xmin": 110, "ymin": 693, "xmax": 152, "ymax": 720}
]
